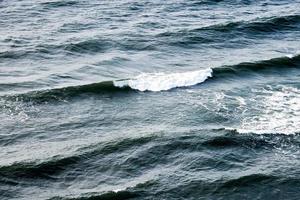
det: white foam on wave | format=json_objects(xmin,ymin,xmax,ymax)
[
  {"xmin": 113, "ymin": 68, "xmax": 213, "ymax": 92},
  {"xmin": 285, "ymin": 50, "xmax": 300, "ymax": 58},
  {"xmin": 235, "ymin": 86, "xmax": 300, "ymax": 135}
]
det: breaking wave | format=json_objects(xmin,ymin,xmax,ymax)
[
  {"xmin": 113, "ymin": 68, "xmax": 213, "ymax": 92},
  {"xmin": 2, "ymin": 54, "xmax": 299, "ymax": 102}
]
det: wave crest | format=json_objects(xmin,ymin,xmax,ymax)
[
  {"xmin": 113, "ymin": 68, "xmax": 213, "ymax": 92},
  {"xmin": 2, "ymin": 54, "xmax": 300, "ymax": 103}
]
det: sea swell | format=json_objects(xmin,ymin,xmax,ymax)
[
  {"xmin": 49, "ymin": 190, "xmax": 140, "ymax": 200},
  {"xmin": 1, "ymin": 14, "xmax": 300, "ymax": 60},
  {"xmin": 0, "ymin": 136, "xmax": 155, "ymax": 180},
  {"xmin": 1, "ymin": 130, "xmax": 299, "ymax": 181},
  {"xmin": 2, "ymin": 129, "xmax": 300, "ymax": 199},
  {"xmin": 2, "ymin": 1, "xmax": 300, "ymax": 199},
  {"xmin": 1, "ymin": 54, "xmax": 299, "ymax": 103},
  {"xmin": 156, "ymin": 14, "xmax": 300, "ymax": 47},
  {"xmin": 48, "ymin": 173, "xmax": 300, "ymax": 200}
]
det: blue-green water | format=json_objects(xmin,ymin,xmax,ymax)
[{"xmin": 1, "ymin": 1, "xmax": 300, "ymax": 199}]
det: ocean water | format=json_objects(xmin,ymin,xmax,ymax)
[{"xmin": 1, "ymin": 0, "xmax": 300, "ymax": 199}]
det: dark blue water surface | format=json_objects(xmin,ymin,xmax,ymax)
[{"xmin": 1, "ymin": 0, "xmax": 300, "ymax": 199}]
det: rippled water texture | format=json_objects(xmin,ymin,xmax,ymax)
[{"xmin": 1, "ymin": 0, "xmax": 300, "ymax": 199}]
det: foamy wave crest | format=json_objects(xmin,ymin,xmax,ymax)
[{"xmin": 113, "ymin": 68, "xmax": 212, "ymax": 92}]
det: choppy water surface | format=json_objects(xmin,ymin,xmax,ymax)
[{"xmin": 1, "ymin": 0, "xmax": 300, "ymax": 199}]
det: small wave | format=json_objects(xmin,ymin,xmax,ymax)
[
  {"xmin": 2, "ymin": 69, "xmax": 213, "ymax": 102},
  {"xmin": 228, "ymin": 128, "xmax": 300, "ymax": 135},
  {"xmin": 211, "ymin": 14, "xmax": 300, "ymax": 33},
  {"xmin": 114, "ymin": 53, "xmax": 300, "ymax": 93},
  {"xmin": 49, "ymin": 190, "xmax": 139, "ymax": 200},
  {"xmin": 156, "ymin": 14, "xmax": 300, "ymax": 47},
  {"xmin": 5, "ymin": 81, "xmax": 130, "ymax": 102},
  {"xmin": 201, "ymin": 129, "xmax": 300, "ymax": 149},
  {"xmin": 2, "ymin": 15, "xmax": 299, "ymax": 61},
  {"xmin": 202, "ymin": 134, "xmax": 271, "ymax": 149},
  {"xmin": 0, "ymin": 136, "xmax": 154, "ymax": 179},
  {"xmin": 40, "ymin": 1, "xmax": 79, "ymax": 8},
  {"xmin": 212, "ymin": 54, "xmax": 300, "ymax": 79},
  {"xmin": 180, "ymin": 14, "xmax": 300, "ymax": 34},
  {"xmin": 226, "ymin": 124, "xmax": 300, "ymax": 136},
  {"xmin": 220, "ymin": 174, "xmax": 277, "ymax": 189},
  {"xmin": 113, "ymin": 68, "xmax": 213, "ymax": 92},
  {"xmin": 2, "ymin": 54, "xmax": 300, "ymax": 103},
  {"xmin": 61, "ymin": 39, "xmax": 113, "ymax": 54},
  {"xmin": 0, "ymin": 156, "xmax": 80, "ymax": 179}
]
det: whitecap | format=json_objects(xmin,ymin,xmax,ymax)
[
  {"xmin": 113, "ymin": 68, "xmax": 212, "ymax": 92},
  {"xmin": 232, "ymin": 86, "xmax": 300, "ymax": 135}
]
